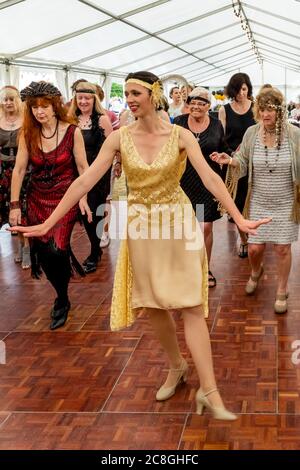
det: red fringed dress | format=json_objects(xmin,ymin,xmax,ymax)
[{"xmin": 26, "ymin": 124, "xmax": 82, "ymax": 277}]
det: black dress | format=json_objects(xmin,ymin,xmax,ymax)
[
  {"xmin": 223, "ymin": 103, "xmax": 255, "ymax": 212},
  {"xmin": 174, "ymin": 114, "xmax": 227, "ymax": 222},
  {"xmin": 81, "ymin": 117, "xmax": 112, "ymax": 260}
]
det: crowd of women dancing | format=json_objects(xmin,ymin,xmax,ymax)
[{"xmin": 1, "ymin": 70, "xmax": 300, "ymax": 419}]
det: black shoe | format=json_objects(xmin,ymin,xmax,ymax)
[
  {"xmin": 238, "ymin": 243, "xmax": 248, "ymax": 258},
  {"xmin": 83, "ymin": 260, "xmax": 98, "ymax": 274},
  {"xmin": 50, "ymin": 301, "xmax": 70, "ymax": 330},
  {"xmin": 83, "ymin": 250, "xmax": 102, "ymax": 269}
]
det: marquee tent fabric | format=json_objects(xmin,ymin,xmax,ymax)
[{"xmin": 0, "ymin": 0, "xmax": 299, "ymax": 100}]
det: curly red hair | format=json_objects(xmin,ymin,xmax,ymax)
[{"xmin": 22, "ymin": 96, "xmax": 74, "ymax": 155}]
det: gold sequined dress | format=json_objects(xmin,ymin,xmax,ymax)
[{"xmin": 110, "ymin": 125, "xmax": 208, "ymax": 330}]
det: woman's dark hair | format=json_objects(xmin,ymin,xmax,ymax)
[
  {"xmin": 125, "ymin": 71, "xmax": 163, "ymax": 110},
  {"xmin": 158, "ymin": 95, "xmax": 169, "ymax": 112},
  {"xmin": 125, "ymin": 71, "xmax": 160, "ymax": 94},
  {"xmin": 225, "ymin": 72, "xmax": 253, "ymax": 99},
  {"xmin": 169, "ymin": 86, "xmax": 180, "ymax": 99}
]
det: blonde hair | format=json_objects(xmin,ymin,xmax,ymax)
[
  {"xmin": 68, "ymin": 81, "xmax": 105, "ymax": 120},
  {"xmin": 0, "ymin": 86, "xmax": 23, "ymax": 119}
]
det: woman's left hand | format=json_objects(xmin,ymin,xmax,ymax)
[
  {"xmin": 237, "ymin": 217, "xmax": 271, "ymax": 235},
  {"xmin": 79, "ymin": 197, "xmax": 93, "ymax": 223}
]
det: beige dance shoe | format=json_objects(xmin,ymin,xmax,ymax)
[
  {"xmin": 274, "ymin": 293, "xmax": 289, "ymax": 314},
  {"xmin": 195, "ymin": 388, "xmax": 237, "ymax": 421},
  {"xmin": 245, "ymin": 265, "xmax": 264, "ymax": 295},
  {"xmin": 156, "ymin": 359, "xmax": 188, "ymax": 401}
]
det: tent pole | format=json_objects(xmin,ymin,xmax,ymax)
[{"xmin": 64, "ymin": 68, "xmax": 70, "ymax": 101}]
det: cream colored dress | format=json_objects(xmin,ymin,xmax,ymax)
[{"xmin": 110, "ymin": 125, "xmax": 208, "ymax": 330}]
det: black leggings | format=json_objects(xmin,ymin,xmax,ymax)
[
  {"xmin": 33, "ymin": 241, "xmax": 71, "ymax": 307},
  {"xmin": 82, "ymin": 188, "xmax": 108, "ymax": 260}
]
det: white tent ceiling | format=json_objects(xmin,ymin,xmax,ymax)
[{"xmin": 0, "ymin": 0, "xmax": 299, "ymax": 95}]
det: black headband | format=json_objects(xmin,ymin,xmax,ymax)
[
  {"xmin": 75, "ymin": 89, "xmax": 96, "ymax": 94},
  {"xmin": 187, "ymin": 96, "xmax": 210, "ymax": 105}
]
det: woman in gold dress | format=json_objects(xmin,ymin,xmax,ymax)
[{"xmin": 10, "ymin": 71, "xmax": 269, "ymax": 420}]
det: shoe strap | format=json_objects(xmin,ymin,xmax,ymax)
[
  {"xmin": 275, "ymin": 293, "xmax": 288, "ymax": 301},
  {"xmin": 169, "ymin": 360, "xmax": 187, "ymax": 372},
  {"xmin": 203, "ymin": 388, "xmax": 218, "ymax": 398}
]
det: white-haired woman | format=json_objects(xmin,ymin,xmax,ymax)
[
  {"xmin": 175, "ymin": 87, "xmax": 228, "ymax": 288},
  {"xmin": 0, "ymin": 85, "xmax": 30, "ymax": 269}
]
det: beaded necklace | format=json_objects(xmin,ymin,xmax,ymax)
[{"xmin": 263, "ymin": 127, "xmax": 280, "ymax": 173}]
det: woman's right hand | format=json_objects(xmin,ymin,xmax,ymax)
[
  {"xmin": 7, "ymin": 222, "xmax": 49, "ymax": 238},
  {"xmin": 210, "ymin": 152, "xmax": 231, "ymax": 165},
  {"xmin": 9, "ymin": 208, "xmax": 21, "ymax": 227}
]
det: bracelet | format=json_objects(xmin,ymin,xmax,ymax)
[
  {"xmin": 9, "ymin": 200, "xmax": 20, "ymax": 210},
  {"xmin": 228, "ymin": 157, "xmax": 233, "ymax": 166}
]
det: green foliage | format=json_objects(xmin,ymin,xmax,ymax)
[{"xmin": 110, "ymin": 82, "xmax": 123, "ymax": 98}]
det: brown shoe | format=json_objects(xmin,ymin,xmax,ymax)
[
  {"xmin": 245, "ymin": 265, "xmax": 264, "ymax": 295},
  {"xmin": 274, "ymin": 293, "xmax": 288, "ymax": 314}
]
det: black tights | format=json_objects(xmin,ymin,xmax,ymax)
[
  {"xmin": 82, "ymin": 188, "xmax": 106, "ymax": 261},
  {"xmin": 37, "ymin": 242, "xmax": 71, "ymax": 307}
]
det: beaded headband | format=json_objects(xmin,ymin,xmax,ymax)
[
  {"xmin": 126, "ymin": 78, "xmax": 163, "ymax": 108},
  {"xmin": 20, "ymin": 81, "xmax": 61, "ymax": 101}
]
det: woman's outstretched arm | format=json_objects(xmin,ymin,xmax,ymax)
[
  {"xmin": 179, "ymin": 127, "xmax": 270, "ymax": 235},
  {"xmin": 9, "ymin": 130, "xmax": 120, "ymax": 238}
]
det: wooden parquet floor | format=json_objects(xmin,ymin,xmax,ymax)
[{"xmin": 0, "ymin": 212, "xmax": 300, "ymax": 450}]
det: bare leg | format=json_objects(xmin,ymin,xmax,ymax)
[
  {"xmin": 273, "ymin": 244, "xmax": 291, "ymax": 294},
  {"xmin": 181, "ymin": 305, "xmax": 223, "ymax": 408},
  {"xmin": 21, "ymin": 234, "xmax": 31, "ymax": 269},
  {"xmin": 147, "ymin": 307, "xmax": 185, "ymax": 388},
  {"xmin": 203, "ymin": 222, "xmax": 213, "ymax": 266},
  {"xmin": 246, "ymin": 243, "xmax": 265, "ymax": 291}
]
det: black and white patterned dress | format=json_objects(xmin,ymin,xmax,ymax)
[{"xmin": 248, "ymin": 135, "xmax": 299, "ymax": 244}]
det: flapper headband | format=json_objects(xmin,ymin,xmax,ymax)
[
  {"xmin": 20, "ymin": 81, "xmax": 61, "ymax": 101},
  {"xmin": 75, "ymin": 89, "xmax": 96, "ymax": 94},
  {"xmin": 126, "ymin": 78, "xmax": 164, "ymax": 109}
]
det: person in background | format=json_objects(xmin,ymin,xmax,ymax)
[
  {"xmin": 69, "ymin": 81, "xmax": 113, "ymax": 272},
  {"xmin": 175, "ymin": 87, "xmax": 228, "ymax": 288},
  {"xmin": 219, "ymin": 73, "xmax": 255, "ymax": 259},
  {"xmin": 0, "ymin": 85, "xmax": 31, "ymax": 269},
  {"xmin": 181, "ymin": 83, "xmax": 194, "ymax": 114},
  {"xmin": 211, "ymin": 87, "xmax": 300, "ymax": 314},
  {"xmin": 168, "ymin": 86, "xmax": 183, "ymax": 122}
]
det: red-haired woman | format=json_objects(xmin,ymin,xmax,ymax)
[{"xmin": 9, "ymin": 81, "xmax": 91, "ymax": 330}]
